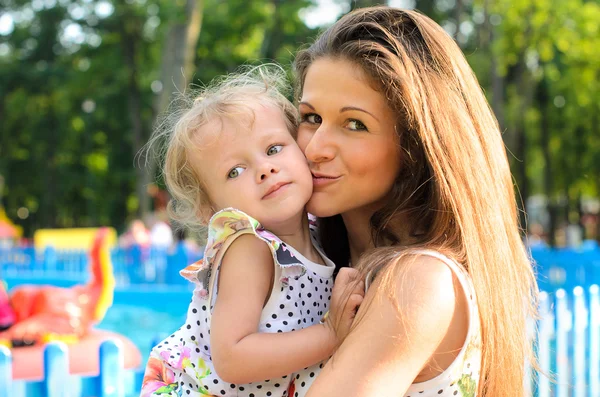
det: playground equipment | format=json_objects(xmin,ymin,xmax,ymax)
[
  {"xmin": 0, "ymin": 228, "xmax": 141, "ymax": 382},
  {"xmin": 0, "ymin": 282, "xmax": 15, "ymax": 331},
  {"xmin": 0, "ymin": 340, "xmax": 142, "ymax": 397},
  {"xmin": 0, "ymin": 207, "xmax": 20, "ymax": 249}
]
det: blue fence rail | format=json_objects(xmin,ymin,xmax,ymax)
[
  {"xmin": 0, "ymin": 286, "xmax": 600, "ymax": 396},
  {"xmin": 1, "ymin": 242, "xmax": 599, "ymax": 289},
  {"xmin": 0, "ymin": 243, "xmax": 203, "ymax": 286},
  {"xmin": 533, "ymin": 243, "xmax": 600, "ymax": 292}
]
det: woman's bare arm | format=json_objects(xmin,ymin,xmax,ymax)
[{"xmin": 306, "ymin": 255, "xmax": 466, "ymax": 396}]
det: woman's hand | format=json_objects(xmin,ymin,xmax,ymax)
[{"xmin": 325, "ymin": 267, "xmax": 365, "ymax": 344}]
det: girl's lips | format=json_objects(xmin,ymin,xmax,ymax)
[{"xmin": 262, "ymin": 182, "xmax": 291, "ymax": 199}]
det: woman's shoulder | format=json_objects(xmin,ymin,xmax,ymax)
[
  {"xmin": 365, "ymin": 248, "xmax": 460, "ymax": 295},
  {"xmin": 363, "ymin": 248, "xmax": 470, "ymax": 346},
  {"xmin": 361, "ymin": 249, "xmax": 476, "ymax": 392},
  {"xmin": 382, "ymin": 251, "xmax": 458, "ymax": 311}
]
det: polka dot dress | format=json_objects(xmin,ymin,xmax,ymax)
[{"xmin": 141, "ymin": 209, "xmax": 335, "ymax": 397}]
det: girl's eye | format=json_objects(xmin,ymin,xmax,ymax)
[
  {"xmin": 228, "ymin": 166, "xmax": 245, "ymax": 179},
  {"xmin": 301, "ymin": 113, "xmax": 322, "ymax": 124},
  {"xmin": 347, "ymin": 119, "xmax": 367, "ymax": 131},
  {"xmin": 267, "ymin": 145, "xmax": 283, "ymax": 156}
]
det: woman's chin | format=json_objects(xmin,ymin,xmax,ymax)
[{"xmin": 306, "ymin": 198, "xmax": 339, "ymax": 218}]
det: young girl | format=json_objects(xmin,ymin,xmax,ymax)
[{"xmin": 140, "ymin": 68, "xmax": 363, "ymax": 397}]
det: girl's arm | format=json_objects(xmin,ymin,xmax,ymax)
[
  {"xmin": 305, "ymin": 255, "xmax": 468, "ymax": 397},
  {"xmin": 210, "ymin": 234, "xmax": 361, "ymax": 384}
]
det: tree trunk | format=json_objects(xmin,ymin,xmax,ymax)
[
  {"xmin": 513, "ymin": 57, "xmax": 535, "ymax": 233},
  {"xmin": 415, "ymin": 0, "xmax": 436, "ymax": 15},
  {"xmin": 139, "ymin": 0, "xmax": 204, "ymax": 219},
  {"xmin": 454, "ymin": 0, "xmax": 464, "ymax": 45},
  {"xmin": 538, "ymin": 77, "xmax": 555, "ymax": 246},
  {"xmin": 483, "ymin": 0, "xmax": 505, "ymax": 132},
  {"xmin": 155, "ymin": 0, "xmax": 204, "ymax": 114},
  {"xmin": 120, "ymin": 14, "xmax": 147, "ymax": 219},
  {"xmin": 260, "ymin": 0, "xmax": 284, "ymax": 60}
]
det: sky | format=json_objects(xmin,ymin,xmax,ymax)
[{"xmin": 302, "ymin": 0, "xmax": 415, "ymax": 28}]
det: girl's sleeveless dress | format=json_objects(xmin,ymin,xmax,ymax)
[{"xmin": 141, "ymin": 208, "xmax": 335, "ymax": 397}]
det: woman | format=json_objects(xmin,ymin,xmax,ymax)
[{"xmin": 294, "ymin": 6, "xmax": 538, "ymax": 396}]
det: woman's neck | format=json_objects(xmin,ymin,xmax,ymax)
[
  {"xmin": 342, "ymin": 207, "xmax": 417, "ymax": 267},
  {"xmin": 342, "ymin": 208, "xmax": 376, "ymax": 267}
]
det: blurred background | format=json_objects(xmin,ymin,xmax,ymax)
[
  {"xmin": 0, "ymin": 0, "xmax": 599, "ymax": 395},
  {"xmin": 0, "ymin": 0, "xmax": 598, "ymax": 245}
]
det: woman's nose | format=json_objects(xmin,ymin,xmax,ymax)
[{"xmin": 302, "ymin": 126, "xmax": 335, "ymax": 164}]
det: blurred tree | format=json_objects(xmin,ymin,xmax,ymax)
[
  {"xmin": 139, "ymin": 0, "xmax": 205, "ymax": 217},
  {"xmin": 0, "ymin": 0, "xmax": 597, "ymax": 243},
  {"xmin": 475, "ymin": 0, "xmax": 600, "ymax": 241},
  {"xmin": 350, "ymin": 0, "xmax": 386, "ymax": 10},
  {"xmin": 0, "ymin": 0, "xmax": 316, "ymax": 236},
  {"xmin": 192, "ymin": 0, "xmax": 315, "ymax": 83}
]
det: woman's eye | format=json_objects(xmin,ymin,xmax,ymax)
[
  {"xmin": 301, "ymin": 113, "xmax": 322, "ymax": 124},
  {"xmin": 347, "ymin": 119, "xmax": 367, "ymax": 131},
  {"xmin": 228, "ymin": 166, "xmax": 245, "ymax": 179},
  {"xmin": 267, "ymin": 145, "xmax": 283, "ymax": 156}
]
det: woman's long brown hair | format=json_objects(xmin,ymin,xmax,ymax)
[{"xmin": 295, "ymin": 7, "xmax": 538, "ymax": 396}]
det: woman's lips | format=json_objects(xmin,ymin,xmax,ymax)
[{"xmin": 312, "ymin": 173, "xmax": 341, "ymax": 187}]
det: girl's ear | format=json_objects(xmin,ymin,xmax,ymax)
[{"xmin": 198, "ymin": 204, "xmax": 215, "ymax": 224}]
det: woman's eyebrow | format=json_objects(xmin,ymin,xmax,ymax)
[
  {"xmin": 298, "ymin": 101, "xmax": 314, "ymax": 110},
  {"xmin": 340, "ymin": 106, "xmax": 379, "ymax": 121}
]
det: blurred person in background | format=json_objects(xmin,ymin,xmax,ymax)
[{"xmin": 149, "ymin": 211, "xmax": 174, "ymax": 249}]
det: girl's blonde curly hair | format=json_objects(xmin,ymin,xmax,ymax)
[{"xmin": 145, "ymin": 65, "xmax": 299, "ymax": 235}]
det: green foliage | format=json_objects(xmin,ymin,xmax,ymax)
[
  {"xmin": 0, "ymin": 0, "xmax": 316, "ymax": 235},
  {"xmin": 0, "ymin": 0, "xmax": 597, "ymax": 238}
]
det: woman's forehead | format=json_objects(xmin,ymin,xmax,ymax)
[{"xmin": 300, "ymin": 58, "xmax": 387, "ymax": 110}]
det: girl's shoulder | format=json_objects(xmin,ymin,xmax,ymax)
[{"xmin": 180, "ymin": 208, "xmax": 320, "ymax": 294}]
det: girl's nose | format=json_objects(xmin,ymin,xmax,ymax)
[
  {"xmin": 260, "ymin": 168, "xmax": 276, "ymax": 181},
  {"xmin": 257, "ymin": 163, "xmax": 279, "ymax": 183}
]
